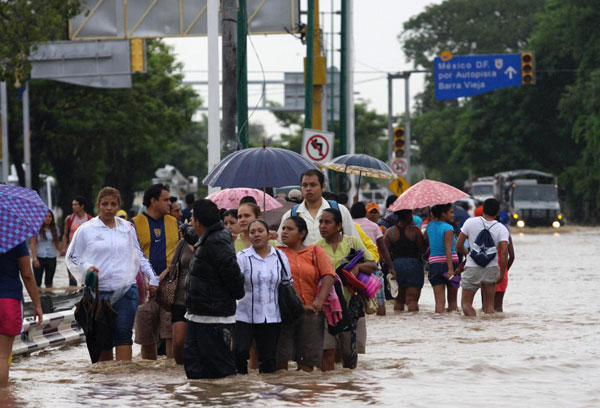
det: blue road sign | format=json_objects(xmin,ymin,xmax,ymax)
[{"xmin": 434, "ymin": 53, "xmax": 522, "ymax": 100}]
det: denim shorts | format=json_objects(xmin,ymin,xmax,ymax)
[
  {"xmin": 98, "ymin": 284, "xmax": 139, "ymax": 347},
  {"xmin": 428, "ymin": 262, "xmax": 459, "ymax": 287},
  {"xmin": 393, "ymin": 258, "xmax": 425, "ymax": 289}
]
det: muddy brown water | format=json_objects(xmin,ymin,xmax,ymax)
[{"xmin": 6, "ymin": 227, "xmax": 600, "ymax": 407}]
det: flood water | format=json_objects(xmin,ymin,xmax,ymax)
[{"xmin": 5, "ymin": 227, "xmax": 600, "ymax": 407}]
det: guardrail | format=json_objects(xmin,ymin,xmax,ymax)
[{"xmin": 14, "ymin": 309, "xmax": 84, "ymax": 356}]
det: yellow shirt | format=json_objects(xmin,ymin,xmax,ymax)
[{"xmin": 355, "ymin": 223, "xmax": 380, "ymax": 263}]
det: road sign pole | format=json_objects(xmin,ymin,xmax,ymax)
[
  {"xmin": 237, "ymin": 0, "xmax": 249, "ymax": 149},
  {"xmin": 304, "ymin": 0, "xmax": 314, "ymax": 129}
]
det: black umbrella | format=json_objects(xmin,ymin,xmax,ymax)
[{"xmin": 74, "ymin": 272, "xmax": 116, "ymax": 364}]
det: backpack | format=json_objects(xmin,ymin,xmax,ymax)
[
  {"xmin": 469, "ymin": 218, "xmax": 499, "ymax": 267},
  {"xmin": 291, "ymin": 199, "xmax": 338, "ymax": 217}
]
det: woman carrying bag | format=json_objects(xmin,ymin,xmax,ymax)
[
  {"xmin": 315, "ymin": 209, "xmax": 376, "ymax": 371},
  {"xmin": 66, "ymin": 187, "xmax": 158, "ymax": 362},
  {"xmin": 276, "ymin": 216, "xmax": 335, "ymax": 372},
  {"xmin": 233, "ymin": 219, "xmax": 292, "ymax": 374}
]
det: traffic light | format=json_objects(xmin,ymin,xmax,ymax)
[
  {"xmin": 393, "ymin": 127, "xmax": 405, "ymax": 158},
  {"xmin": 521, "ymin": 51, "xmax": 535, "ymax": 85}
]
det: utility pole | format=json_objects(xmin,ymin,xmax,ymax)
[
  {"xmin": 237, "ymin": 0, "xmax": 249, "ymax": 148},
  {"xmin": 304, "ymin": 0, "xmax": 314, "ymax": 129},
  {"xmin": 207, "ymin": 0, "xmax": 220, "ymax": 193},
  {"xmin": 222, "ymin": 0, "xmax": 237, "ymax": 155},
  {"xmin": 339, "ymin": 0, "xmax": 347, "ymax": 155},
  {"xmin": 23, "ymin": 82, "xmax": 31, "ymax": 189}
]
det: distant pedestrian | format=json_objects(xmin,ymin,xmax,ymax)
[
  {"xmin": 455, "ymin": 199, "xmax": 509, "ymax": 317},
  {"xmin": 181, "ymin": 193, "xmax": 195, "ymax": 223},
  {"xmin": 169, "ymin": 197, "xmax": 183, "ymax": 222},
  {"xmin": 222, "ymin": 209, "xmax": 240, "ymax": 240},
  {"xmin": 425, "ymin": 204, "xmax": 459, "ymax": 313},
  {"xmin": 30, "ymin": 210, "xmax": 61, "ymax": 288},
  {"xmin": 181, "ymin": 199, "xmax": 245, "ymax": 379},
  {"xmin": 384, "ymin": 210, "xmax": 425, "ymax": 312},
  {"xmin": 132, "ymin": 183, "xmax": 180, "ymax": 360},
  {"xmin": 60, "ymin": 195, "xmax": 93, "ymax": 286},
  {"xmin": 351, "ymin": 202, "xmax": 395, "ymax": 315},
  {"xmin": 66, "ymin": 187, "xmax": 158, "ymax": 362}
]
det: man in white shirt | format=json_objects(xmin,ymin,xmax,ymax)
[
  {"xmin": 456, "ymin": 198, "xmax": 509, "ymax": 317},
  {"xmin": 277, "ymin": 170, "xmax": 358, "ymax": 245}
]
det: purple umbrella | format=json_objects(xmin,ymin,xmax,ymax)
[{"xmin": 0, "ymin": 185, "xmax": 49, "ymax": 253}]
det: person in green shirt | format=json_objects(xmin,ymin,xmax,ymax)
[{"xmin": 315, "ymin": 208, "xmax": 376, "ymax": 371}]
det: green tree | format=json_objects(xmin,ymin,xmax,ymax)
[
  {"xmin": 400, "ymin": 0, "xmax": 549, "ymax": 187},
  {"xmin": 0, "ymin": 1, "xmax": 82, "ymax": 80}
]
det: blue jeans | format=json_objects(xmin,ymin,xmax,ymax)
[{"xmin": 98, "ymin": 284, "xmax": 139, "ymax": 347}]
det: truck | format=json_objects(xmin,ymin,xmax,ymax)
[
  {"xmin": 494, "ymin": 170, "xmax": 563, "ymax": 228},
  {"xmin": 470, "ymin": 176, "xmax": 495, "ymax": 203}
]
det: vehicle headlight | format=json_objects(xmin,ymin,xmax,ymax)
[
  {"xmin": 513, "ymin": 213, "xmax": 519, "ymax": 219},
  {"xmin": 552, "ymin": 221, "xmax": 561, "ymax": 229},
  {"xmin": 516, "ymin": 220, "xmax": 525, "ymax": 228},
  {"xmin": 557, "ymin": 214, "xmax": 563, "ymax": 220}
]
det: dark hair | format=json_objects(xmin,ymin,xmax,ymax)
[
  {"xmin": 350, "ymin": 201, "xmax": 367, "ymax": 219},
  {"xmin": 239, "ymin": 195, "xmax": 257, "ymax": 205},
  {"xmin": 143, "ymin": 183, "xmax": 169, "ymax": 207},
  {"xmin": 193, "ymin": 199, "xmax": 221, "ymax": 227},
  {"xmin": 431, "ymin": 203, "xmax": 452, "ymax": 218},
  {"xmin": 39, "ymin": 210, "xmax": 58, "ymax": 243},
  {"xmin": 322, "ymin": 192, "xmax": 338, "ymax": 201},
  {"xmin": 283, "ymin": 216, "xmax": 309, "ymax": 242},
  {"xmin": 185, "ymin": 193, "xmax": 195, "ymax": 205},
  {"xmin": 483, "ymin": 198, "xmax": 500, "ymax": 217},
  {"xmin": 322, "ymin": 208, "xmax": 343, "ymax": 226},
  {"xmin": 300, "ymin": 169, "xmax": 325, "ymax": 186},
  {"xmin": 73, "ymin": 195, "xmax": 87, "ymax": 210},
  {"xmin": 238, "ymin": 202, "xmax": 261, "ymax": 218},
  {"xmin": 337, "ymin": 192, "xmax": 348, "ymax": 205},
  {"xmin": 385, "ymin": 195, "xmax": 398, "ymax": 208},
  {"xmin": 248, "ymin": 219, "xmax": 269, "ymax": 232},
  {"xmin": 169, "ymin": 196, "xmax": 178, "ymax": 203},
  {"xmin": 395, "ymin": 209, "xmax": 413, "ymax": 225},
  {"xmin": 223, "ymin": 209, "xmax": 238, "ymax": 219}
]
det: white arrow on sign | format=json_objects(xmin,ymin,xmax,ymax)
[{"xmin": 504, "ymin": 66, "xmax": 517, "ymax": 79}]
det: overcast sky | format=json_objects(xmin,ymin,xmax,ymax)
[{"xmin": 165, "ymin": 0, "xmax": 443, "ymax": 138}]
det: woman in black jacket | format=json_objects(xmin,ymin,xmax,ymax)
[{"xmin": 180, "ymin": 199, "xmax": 245, "ymax": 379}]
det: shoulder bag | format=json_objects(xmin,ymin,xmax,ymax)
[
  {"xmin": 157, "ymin": 242, "xmax": 185, "ymax": 308},
  {"xmin": 275, "ymin": 249, "xmax": 304, "ymax": 323}
]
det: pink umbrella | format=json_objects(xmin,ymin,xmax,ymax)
[
  {"xmin": 389, "ymin": 179, "xmax": 469, "ymax": 211},
  {"xmin": 206, "ymin": 188, "xmax": 283, "ymax": 211}
]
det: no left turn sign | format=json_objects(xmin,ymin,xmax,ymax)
[
  {"xmin": 302, "ymin": 129, "xmax": 334, "ymax": 164},
  {"xmin": 392, "ymin": 158, "xmax": 408, "ymax": 176}
]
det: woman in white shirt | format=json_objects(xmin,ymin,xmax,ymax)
[
  {"xmin": 233, "ymin": 219, "xmax": 291, "ymax": 374},
  {"xmin": 66, "ymin": 187, "xmax": 158, "ymax": 362}
]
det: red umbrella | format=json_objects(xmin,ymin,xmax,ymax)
[{"xmin": 388, "ymin": 179, "xmax": 469, "ymax": 211}]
